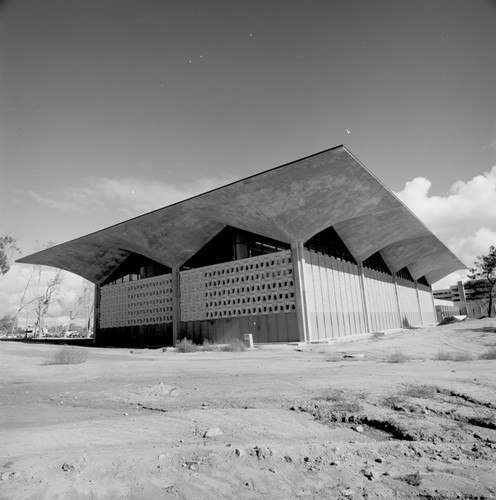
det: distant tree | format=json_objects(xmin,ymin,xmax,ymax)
[
  {"xmin": 0, "ymin": 315, "xmax": 23, "ymax": 337},
  {"xmin": 463, "ymin": 279, "xmax": 491, "ymax": 317},
  {"xmin": 60, "ymin": 280, "xmax": 93, "ymax": 336},
  {"xmin": 11, "ymin": 242, "xmax": 63, "ymax": 337},
  {"xmin": 468, "ymin": 245, "xmax": 496, "ymax": 317},
  {"xmin": 10, "ymin": 265, "xmax": 37, "ymax": 336},
  {"xmin": 0, "ymin": 234, "xmax": 20, "ymax": 275},
  {"xmin": 32, "ymin": 268, "xmax": 63, "ymax": 338}
]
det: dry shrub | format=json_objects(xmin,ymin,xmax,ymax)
[
  {"xmin": 175, "ymin": 338, "xmax": 200, "ymax": 353},
  {"xmin": 221, "ymin": 339, "xmax": 247, "ymax": 352},
  {"xmin": 402, "ymin": 384, "xmax": 438, "ymax": 399},
  {"xmin": 201, "ymin": 340, "xmax": 219, "ymax": 351},
  {"xmin": 316, "ymin": 389, "xmax": 363, "ymax": 413},
  {"xmin": 382, "ymin": 394, "xmax": 407, "ymax": 409},
  {"xmin": 479, "ymin": 347, "xmax": 496, "ymax": 360},
  {"xmin": 43, "ymin": 346, "xmax": 88, "ymax": 365},
  {"xmin": 371, "ymin": 331, "xmax": 385, "ymax": 340},
  {"xmin": 175, "ymin": 338, "xmax": 246, "ymax": 353},
  {"xmin": 387, "ymin": 350, "xmax": 411, "ymax": 363},
  {"xmin": 326, "ymin": 353, "xmax": 343, "ymax": 362},
  {"xmin": 436, "ymin": 350, "xmax": 473, "ymax": 362},
  {"xmin": 400, "ymin": 471, "xmax": 423, "ymax": 486},
  {"xmin": 319, "ymin": 388, "xmax": 347, "ymax": 403}
]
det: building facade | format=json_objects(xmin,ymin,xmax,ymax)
[
  {"xmin": 19, "ymin": 146, "xmax": 465, "ymax": 346},
  {"xmin": 433, "ymin": 280, "xmax": 494, "ymax": 318}
]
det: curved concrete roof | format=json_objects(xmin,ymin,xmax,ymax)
[{"xmin": 17, "ymin": 146, "xmax": 465, "ymax": 285}]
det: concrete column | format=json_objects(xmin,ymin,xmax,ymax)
[
  {"xmin": 172, "ymin": 266, "xmax": 181, "ymax": 345},
  {"xmin": 291, "ymin": 242, "xmax": 310, "ymax": 343},
  {"xmin": 429, "ymin": 284, "xmax": 437, "ymax": 321},
  {"xmin": 93, "ymin": 283, "xmax": 100, "ymax": 345},
  {"xmin": 415, "ymin": 281, "xmax": 424, "ymax": 325},
  {"xmin": 393, "ymin": 274, "xmax": 403, "ymax": 328},
  {"xmin": 357, "ymin": 262, "xmax": 371, "ymax": 333}
]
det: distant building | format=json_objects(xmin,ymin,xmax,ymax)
[
  {"xmin": 433, "ymin": 282, "xmax": 467, "ymax": 303},
  {"xmin": 18, "ymin": 146, "xmax": 465, "ymax": 346},
  {"xmin": 433, "ymin": 280, "xmax": 494, "ymax": 317}
]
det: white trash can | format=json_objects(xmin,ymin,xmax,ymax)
[{"xmin": 243, "ymin": 333, "xmax": 254, "ymax": 349}]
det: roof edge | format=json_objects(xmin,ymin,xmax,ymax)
[{"xmin": 16, "ymin": 145, "xmax": 346, "ymax": 261}]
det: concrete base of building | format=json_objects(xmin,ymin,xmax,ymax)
[{"xmin": 96, "ymin": 324, "xmax": 173, "ymax": 347}]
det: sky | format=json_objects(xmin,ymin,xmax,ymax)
[{"xmin": 1, "ymin": 0, "xmax": 496, "ymax": 324}]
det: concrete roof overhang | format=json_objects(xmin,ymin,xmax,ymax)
[{"xmin": 17, "ymin": 146, "xmax": 465, "ymax": 285}]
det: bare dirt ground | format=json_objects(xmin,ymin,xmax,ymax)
[{"xmin": 1, "ymin": 319, "xmax": 496, "ymax": 500}]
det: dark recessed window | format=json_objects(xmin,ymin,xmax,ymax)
[
  {"xmin": 304, "ymin": 227, "xmax": 356, "ymax": 264},
  {"xmin": 396, "ymin": 266, "xmax": 414, "ymax": 282},
  {"xmin": 417, "ymin": 276, "xmax": 429, "ymax": 287},
  {"xmin": 181, "ymin": 226, "xmax": 290, "ymax": 270},
  {"xmin": 102, "ymin": 254, "xmax": 171, "ymax": 286},
  {"xmin": 363, "ymin": 252, "xmax": 392, "ymax": 275}
]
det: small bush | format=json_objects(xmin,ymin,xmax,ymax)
[
  {"xmin": 402, "ymin": 384, "xmax": 438, "ymax": 399},
  {"xmin": 201, "ymin": 339, "xmax": 219, "ymax": 352},
  {"xmin": 387, "ymin": 350, "xmax": 411, "ymax": 363},
  {"xmin": 43, "ymin": 346, "xmax": 88, "ymax": 365},
  {"xmin": 436, "ymin": 350, "xmax": 473, "ymax": 362},
  {"xmin": 221, "ymin": 339, "xmax": 247, "ymax": 352},
  {"xmin": 326, "ymin": 353, "xmax": 343, "ymax": 362},
  {"xmin": 318, "ymin": 388, "xmax": 347, "ymax": 403},
  {"xmin": 316, "ymin": 389, "xmax": 363, "ymax": 413},
  {"xmin": 175, "ymin": 338, "xmax": 247, "ymax": 353},
  {"xmin": 401, "ymin": 471, "xmax": 422, "ymax": 487},
  {"xmin": 175, "ymin": 338, "xmax": 200, "ymax": 353},
  {"xmin": 382, "ymin": 394, "xmax": 407, "ymax": 409},
  {"xmin": 479, "ymin": 347, "xmax": 496, "ymax": 360},
  {"xmin": 336, "ymin": 400, "xmax": 363, "ymax": 413},
  {"xmin": 371, "ymin": 331, "xmax": 385, "ymax": 340}
]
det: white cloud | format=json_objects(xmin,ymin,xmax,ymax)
[
  {"xmin": 395, "ymin": 166, "xmax": 496, "ymax": 288},
  {"xmin": 18, "ymin": 174, "xmax": 236, "ymax": 219}
]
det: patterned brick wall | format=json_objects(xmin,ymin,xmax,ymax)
[
  {"xmin": 180, "ymin": 250, "xmax": 295, "ymax": 321},
  {"xmin": 100, "ymin": 275, "xmax": 173, "ymax": 328}
]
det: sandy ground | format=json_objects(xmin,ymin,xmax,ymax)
[{"xmin": 1, "ymin": 319, "xmax": 496, "ymax": 499}]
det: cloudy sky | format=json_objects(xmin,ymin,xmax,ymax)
[{"xmin": 1, "ymin": 0, "xmax": 496, "ymax": 323}]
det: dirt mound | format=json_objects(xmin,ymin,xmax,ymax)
[
  {"xmin": 438, "ymin": 315, "xmax": 465, "ymax": 325},
  {"xmin": 116, "ymin": 382, "xmax": 180, "ymax": 405}
]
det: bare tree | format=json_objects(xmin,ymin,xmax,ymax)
[
  {"xmin": 81, "ymin": 281, "xmax": 94, "ymax": 336},
  {"xmin": 61, "ymin": 280, "xmax": 94, "ymax": 336},
  {"xmin": 32, "ymin": 268, "xmax": 63, "ymax": 337},
  {"xmin": 10, "ymin": 242, "xmax": 64, "ymax": 337},
  {"xmin": 10, "ymin": 266, "xmax": 37, "ymax": 336}
]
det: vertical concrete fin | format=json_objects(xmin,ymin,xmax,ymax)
[
  {"xmin": 415, "ymin": 281, "xmax": 424, "ymax": 325},
  {"xmin": 291, "ymin": 242, "xmax": 310, "ymax": 343},
  {"xmin": 357, "ymin": 262, "xmax": 371, "ymax": 333},
  {"xmin": 93, "ymin": 283, "xmax": 100, "ymax": 345},
  {"xmin": 172, "ymin": 266, "xmax": 181, "ymax": 345}
]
